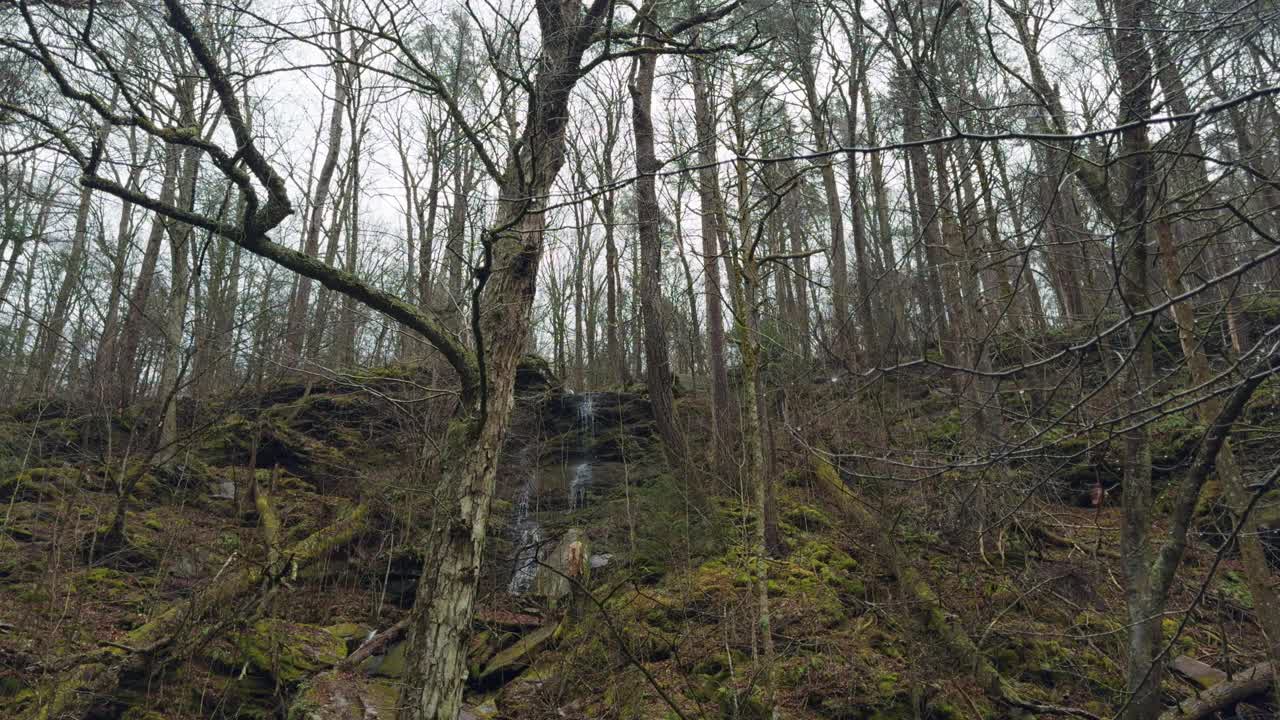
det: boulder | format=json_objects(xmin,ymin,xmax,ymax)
[
  {"xmin": 235, "ymin": 619, "xmax": 348, "ymax": 685},
  {"xmin": 516, "ymin": 355, "xmax": 560, "ymax": 392},
  {"xmin": 533, "ymin": 528, "xmax": 589, "ymax": 604},
  {"xmin": 361, "ymin": 640, "xmax": 408, "ymax": 678},
  {"xmin": 288, "ymin": 672, "xmax": 400, "ymax": 720},
  {"xmin": 460, "ymin": 697, "xmax": 500, "ymax": 719}
]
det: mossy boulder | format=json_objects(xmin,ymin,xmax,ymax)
[
  {"xmin": 532, "ymin": 528, "xmax": 589, "ymax": 604},
  {"xmin": 783, "ymin": 503, "xmax": 834, "ymax": 531},
  {"xmin": 288, "ymin": 672, "xmax": 400, "ymax": 720},
  {"xmin": 0, "ymin": 466, "xmax": 79, "ymax": 501},
  {"xmin": 516, "ymin": 354, "xmax": 560, "ymax": 391},
  {"xmin": 234, "ymin": 619, "xmax": 348, "ymax": 685}
]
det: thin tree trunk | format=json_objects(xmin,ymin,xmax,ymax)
[
  {"xmin": 631, "ymin": 30, "xmax": 681, "ymax": 456},
  {"xmin": 285, "ymin": 53, "xmax": 347, "ymax": 360},
  {"xmin": 690, "ymin": 50, "xmax": 730, "ymax": 441},
  {"xmin": 801, "ymin": 62, "xmax": 850, "ymax": 360}
]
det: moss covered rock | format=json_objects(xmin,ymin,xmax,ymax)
[
  {"xmin": 288, "ymin": 672, "xmax": 401, "ymax": 720},
  {"xmin": 235, "ymin": 618, "xmax": 348, "ymax": 685},
  {"xmin": 0, "ymin": 466, "xmax": 79, "ymax": 501}
]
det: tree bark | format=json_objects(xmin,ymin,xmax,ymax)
[
  {"xmin": 1112, "ymin": 2, "xmax": 1161, "ymax": 714},
  {"xmin": 285, "ymin": 52, "xmax": 347, "ymax": 360},
  {"xmin": 690, "ymin": 51, "xmax": 731, "ymax": 442},
  {"xmin": 631, "ymin": 30, "xmax": 681, "ymax": 456}
]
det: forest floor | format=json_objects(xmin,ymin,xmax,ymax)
[{"xmin": 0, "ymin": 352, "xmax": 1276, "ymax": 719}]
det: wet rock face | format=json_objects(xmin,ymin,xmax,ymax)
[{"xmin": 542, "ymin": 391, "xmax": 652, "ymax": 437}]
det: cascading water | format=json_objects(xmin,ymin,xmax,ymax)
[
  {"xmin": 569, "ymin": 393, "xmax": 595, "ymax": 509},
  {"xmin": 508, "ymin": 448, "xmax": 543, "ymax": 595},
  {"xmin": 508, "ymin": 392, "xmax": 598, "ymax": 594},
  {"xmin": 569, "ymin": 462, "xmax": 591, "ymax": 509}
]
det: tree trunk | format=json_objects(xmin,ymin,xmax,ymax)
[
  {"xmin": 398, "ymin": 4, "xmax": 611, "ymax": 714},
  {"xmin": 861, "ymin": 82, "xmax": 906, "ymax": 355},
  {"xmin": 154, "ymin": 89, "xmax": 200, "ymax": 466},
  {"xmin": 118, "ymin": 143, "xmax": 180, "ymax": 405},
  {"xmin": 285, "ymin": 54, "xmax": 347, "ymax": 360},
  {"xmin": 842, "ymin": 27, "xmax": 878, "ymax": 365},
  {"xmin": 1112, "ymin": 1, "xmax": 1162, "ymax": 714},
  {"xmin": 28, "ymin": 179, "xmax": 94, "ymax": 394},
  {"xmin": 902, "ymin": 90, "xmax": 953, "ymax": 362},
  {"xmin": 690, "ymin": 51, "xmax": 731, "ymax": 441},
  {"xmin": 801, "ymin": 61, "xmax": 850, "ymax": 360},
  {"xmin": 631, "ymin": 32, "xmax": 681, "ymax": 456},
  {"xmin": 728, "ymin": 95, "xmax": 776, "ymax": 717}
]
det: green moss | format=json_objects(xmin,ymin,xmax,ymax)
[
  {"xmin": 141, "ymin": 512, "xmax": 165, "ymax": 532},
  {"xmin": 364, "ymin": 640, "xmax": 407, "ymax": 678},
  {"xmin": 716, "ymin": 687, "xmax": 769, "ymax": 719},
  {"xmin": 75, "ymin": 567, "xmax": 136, "ymax": 593},
  {"xmin": 1, "ymin": 466, "xmax": 79, "ymax": 501},
  {"xmin": 1218, "ymin": 570, "xmax": 1254, "ymax": 609},
  {"xmin": 235, "ymin": 619, "xmax": 347, "ymax": 685},
  {"xmin": 783, "ymin": 503, "xmax": 833, "ymax": 530},
  {"xmin": 1161, "ymin": 618, "xmax": 1195, "ymax": 655},
  {"xmin": 324, "ymin": 623, "xmax": 368, "ymax": 641}
]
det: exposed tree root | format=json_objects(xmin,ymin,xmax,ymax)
[
  {"xmin": 810, "ymin": 448, "xmax": 1101, "ymax": 720},
  {"xmin": 25, "ymin": 503, "xmax": 369, "ymax": 720}
]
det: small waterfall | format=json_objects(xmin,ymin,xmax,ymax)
[
  {"xmin": 569, "ymin": 461, "xmax": 591, "ymax": 509},
  {"xmin": 508, "ymin": 460, "xmax": 542, "ymax": 594},
  {"xmin": 571, "ymin": 393, "xmax": 595, "ymax": 509},
  {"xmin": 579, "ymin": 392, "xmax": 596, "ymax": 437},
  {"xmin": 508, "ymin": 392, "xmax": 598, "ymax": 594}
]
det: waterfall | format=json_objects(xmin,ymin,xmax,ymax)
[
  {"xmin": 508, "ymin": 392, "xmax": 597, "ymax": 594},
  {"xmin": 571, "ymin": 392, "xmax": 595, "ymax": 509},
  {"xmin": 569, "ymin": 461, "xmax": 591, "ymax": 509},
  {"xmin": 507, "ymin": 451, "xmax": 542, "ymax": 594}
]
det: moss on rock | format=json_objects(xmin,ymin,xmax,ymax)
[
  {"xmin": 1, "ymin": 466, "xmax": 79, "ymax": 501},
  {"xmin": 234, "ymin": 618, "xmax": 348, "ymax": 685}
]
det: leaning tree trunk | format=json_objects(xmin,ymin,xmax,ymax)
[{"xmin": 285, "ymin": 53, "xmax": 347, "ymax": 360}]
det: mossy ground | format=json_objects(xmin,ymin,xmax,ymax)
[{"xmin": 0, "ymin": 359, "xmax": 1275, "ymax": 719}]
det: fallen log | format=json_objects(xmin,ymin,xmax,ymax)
[
  {"xmin": 26, "ymin": 503, "xmax": 369, "ymax": 720},
  {"xmin": 1158, "ymin": 662, "xmax": 1274, "ymax": 720},
  {"xmin": 339, "ymin": 616, "xmax": 410, "ymax": 670}
]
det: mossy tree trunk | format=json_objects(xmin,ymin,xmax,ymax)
[{"xmin": 726, "ymin": 80, "xmax": 777, "ymax": 718}]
